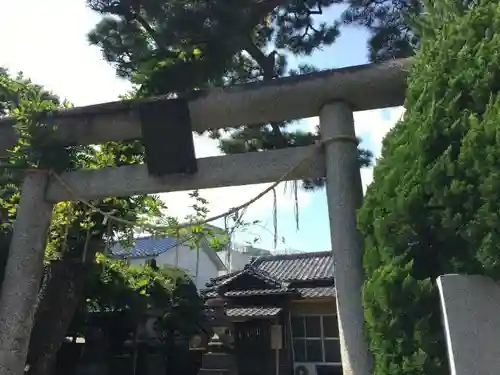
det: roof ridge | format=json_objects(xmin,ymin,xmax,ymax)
[
  {"xmin": 252, "ymin": 250, "xmax": 332, "ymax": 264},
  {"xmin": 218, "ymin": 264, "xmax": 285, "ymax": 289},
  {"xmin": 203, "ymin": 251, "xmax": 333, "ymax": 290},
  {"xmin": 109, "ymin": 234, "xmax": 205, "ymax": 260},
  {"xmin": 244, "ymin": 264, "xmax": 286, "ymax": 287},
  {"xmin": 207, "ymin": 269, "xmax": 239, "ymax": 285},
  {"xmin": 109, "ymin": 235, "xmax": 185, "ymax": 256},
  {"xmin": 132, "ymin": 234, "xmax": 188, "ymax": 242},
  {"xmin": 110, "ymin": 235, "xmax": 183, "ymax": 249}
]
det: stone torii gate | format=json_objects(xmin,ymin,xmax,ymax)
[{"xmin": 0, "ymin": 58, "xmax": 409, "ymax": 375}]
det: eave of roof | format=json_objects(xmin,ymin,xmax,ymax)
[
  {"xmin": 201, "ymin": 286, "xmax": 335, "ymax": 299},
  {"xmin": 201, "ymin": 288, "xmax": 296, "ymax": 298},
  {"xmin": 218, "ymin": 264, "xmax": 287, "ymax": 289},
  {"xmin": 298, "ymin": 286, "xmax": 335, "ymax": 298},
  {"xmin": 226, "ymin": 307, "xmax": 282, "ymax": 318},
  {"xmin": 108, "ymin": 235, "xmax": 185, "ymax": 259},
  {"xmin": 206, "ymin": 251, "xmax": 334, "ymax": 287},
  {"xmin": 252, "ymin": 250, "xmax": 333, "ymax": 281},
  {"xmin": 201, "ymin": 251, "xmax": 335, "ymax": 301}
]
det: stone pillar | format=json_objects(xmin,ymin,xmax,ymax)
[
  {"xmin": 437, "ymin": 274, "xmax": 500, "ymax": 375},
  {"xmin": 0, "ymin": 171, "xmax": 54, "ymax": 375},
  {"xmin": 320, "ymin": 102, "xmax": 372, "ymax": 375}
]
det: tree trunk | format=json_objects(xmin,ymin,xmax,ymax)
[{"xmin": 25, "ymin": 241, "xmax": 101, "ymax": 375}]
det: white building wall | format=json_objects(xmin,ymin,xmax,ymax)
[
  {"xmin": 218, "ymin": 245, "xmax": 272, "ymax": 272},
  {"xmin": 129, "ymin": 244, "xmax": 220, "ymax": 290},
  {"xmin": 218, "ymin": 250, "xmax": 254, "ymax": 272}
]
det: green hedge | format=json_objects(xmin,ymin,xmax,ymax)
[{"xmin": 358, "ymin": 1, "xmax": 500, "ymax": 374}]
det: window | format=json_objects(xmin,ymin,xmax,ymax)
[{"xmin": 291, "ymin": 315, "xmax": 341, "ymax": 364}]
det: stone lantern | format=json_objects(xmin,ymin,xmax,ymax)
[
  {"xmin": 206, "ymin": 297, "xmax": 233, "ymax": 346},
  {"xmin": 198, "ymin": 297, "xmax": 238, "ymax": 375}
]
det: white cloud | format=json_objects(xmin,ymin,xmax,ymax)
[
  {"xmin": 356, "ymin": 107, "xmax": 406, "ymax": 189},
  {"xmin": 0, "ymin": 0, "xmax": 131, "ymax": 106},
  {"xmin": 355, "ymin": 107, "xmax": 406, "ymax": 156}
]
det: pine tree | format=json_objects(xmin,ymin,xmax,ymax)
[
  {"xmin": 341, "ymin": 0, "xmax": 422, "ymax": 62},
  {"xmin": 87, "ymin": 0, "xmax": 373, "ymax": 190},
  {"xmin": 359, "ymin": 1, "xmax": 500, "ymax": 374}
]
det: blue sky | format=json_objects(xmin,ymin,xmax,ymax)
[{"xmin": 0, "ymin": 1, "xmax": 404, "ymax": 252}]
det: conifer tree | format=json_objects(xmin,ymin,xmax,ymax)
[{"xmin": 359, "ymin": 1, "xmax": 500, "ymax": 374}]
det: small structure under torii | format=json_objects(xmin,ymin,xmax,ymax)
[{"xmin": 0, "ymin": 58, "xmax": 410, "ymax": 375}]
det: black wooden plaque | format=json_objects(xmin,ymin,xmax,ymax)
[{"xmin": 138, "ymin": 98, "xmax": 197, "ymax": 176}]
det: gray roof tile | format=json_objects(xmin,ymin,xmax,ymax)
[
  {"xmin": 226, "ymin": 307, "xmax": 282, "ymax": 317},
  {"xmin": 224, "ymin": 289, "xmax": 292, "ymax": 297},
  {"xmin": 203, "ymin": 251, "xmax": 334, "ymax": 300},
  {"xmin": 108, "ymin": 235, "xmax": 227, "ymax": 271},
  {"xmin": 219, "ymin": 265, "xmax": 287, "ymax": 289},
  {"xmin": 203, "ymin": 287, "xmax": 334, "ymax": 298},
  {"xmin": 254, "ymin": 251, "xmax": 333, "ymax": 281},
  {"xmin": 298, "ymin": 287, "xmax": 335, "ymax": 298},
  {"xmin": 207, "ymin": 251, "xmax": 333, "ymax": 287},
  {"xmin": 204, "ymin": 288, "xmax": 293, "ymax": 298},
  {"xmin": 108, "ymin": 236, "xmax": 183, "ymax": 259}
]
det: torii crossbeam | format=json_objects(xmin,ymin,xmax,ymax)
[{"xmin": 0, "ymin": 58, "xmax": 410, "ymax": 375}]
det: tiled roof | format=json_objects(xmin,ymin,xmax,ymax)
[
  {"xmin": 219, "ymin": 265, "xmax": 287, "ymax": 289},
  {"xmin": 298, "ymin": 287, "xmax": 335, "ymax": 298},
  {"xmin": 208, "ymin": 270, "xmax": 239, "ymax": 285},
  {"xmin": 225, "ymin": 288, "xmax": 291, "ymax": 297},
  {"xmin": 203, "ymin": 287, "xmax": 334, "ymax": 299},
  {"xmin": 207, "ymin": 251, "xmax": 333, "ymax": 286},
  {"xmin": 202, "ymin": 288, "xmax": 293, "ymax": 298},
  {"xmin": 203, "ymin": 251, "xmax": 334, "ymax": 300},
  {"xmin": 109, "ymin": 236, "xmax": 227, "ymax": 271},
  {"xmin": 108, "ymin": 236, "xmax": 184, "ymax": 258},
  {"xmin": 254, "ymin": 251, "xmax": 333, "ymax": 281},
  {"xmin": 226, "ymin": 307, "xmax": 282, "ymax": 318}
]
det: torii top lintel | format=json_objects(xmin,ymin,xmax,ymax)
[{"xmin": 0, "ymin": 57, "xmax": 410, "ymax": 159}]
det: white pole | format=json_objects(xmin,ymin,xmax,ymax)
[
  {"xmin": 195, "ymin": 247, "xmax": 200, "ymax": 287},
  {"xmin": 320, "ymin": 102, "xmax": 372, "ymax": 375},
  {"xmin": 0, "ymin": 172, "xmax": 54, "ymax": 375}
]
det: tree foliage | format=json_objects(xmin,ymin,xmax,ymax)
[
  {"xmin": 0, "ymin": 68, "xmax": 207, "ymax": 375},
  {"xmin": 86, "ymin": 0, "xmax": 340, "ymax": 90},
  {"xmin": 341, "ymin": 0, "xmax": 422, "ymax": 62},
  {"xmin": 340, "ymin": 0, "xmax": 483, "ymax": 62},
  {"xmin": 71, "ymin": 255, "xmax": 202, "ymax": 340},
  {"xmin": 87, "ymin": 0, "xmax": 373, "ymax": 190},
  {"xmin": 359, "ymin": 1, "xmax": 500, "ymax": 374}
]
